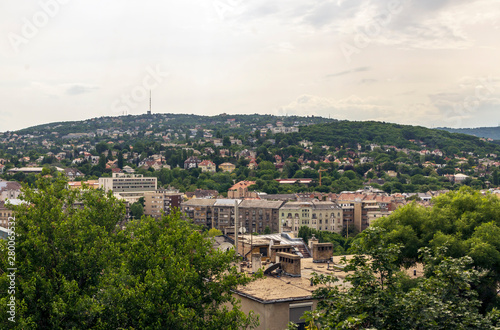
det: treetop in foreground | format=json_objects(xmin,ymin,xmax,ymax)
[{"xmin": 0, "ymin": 177, "xmax": 258, "ymax": 329}]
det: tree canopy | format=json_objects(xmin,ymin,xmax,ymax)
[{"xmin": 0, "ymin": 178, "xmax": 258, "ymax": 329}]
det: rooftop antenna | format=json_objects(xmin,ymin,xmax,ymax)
[{"xmin": 147, "ymin": 90, "xmax": 152, "ymax": 116}]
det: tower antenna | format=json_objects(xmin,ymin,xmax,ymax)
[{"xmin": 148, "ymin": 90, "xmax": 152, "ymax": 115}]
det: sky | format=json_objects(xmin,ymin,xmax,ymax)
[{"xmin": 1, "ymin": 0, "xmax": 500, "ymax": 132}]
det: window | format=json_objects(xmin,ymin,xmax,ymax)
[{"xmin": 289, "ymin": 302, "xmax": 313, "ymax": 329}]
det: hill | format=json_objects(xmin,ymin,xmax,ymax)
[
  {"xmin": 297, "ymin": 121, "xmax": 500, "ymax": 155},
  {"xmin": 437, "ymin": 126, "xmax": 500, "ymax": 141}
]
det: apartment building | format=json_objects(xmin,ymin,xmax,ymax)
[
  {"xmin": 181, "ymin": 199, "xmax": 217, "ymax": 229},
  {"xmin": 144, "ymin": 190, "xmax": 183, "ymax": 218},
  {"xmin": 213, "ymin": 199, "xmax": 241, "ymax": 232},
  {"xmin": 227, "ymin": 181, "xmax": 257, "ymax": 199},
  {"xmin": 99, "ymin": 173, "xmax": 157, "ymax": 204},
  {"xmin": 279, "ymin": 201, "xmax": 343, "ymax": 234},
  {"xmin": 237, "ymin": 200, "xmax": 284, "ymax": 234},
  {"xmin": 0, "ymin": 181, "xmax": 22, "ymax": 201},
  {"xmin": 99, "ymin": 173, "xmax": 157, "ymax": 193}
]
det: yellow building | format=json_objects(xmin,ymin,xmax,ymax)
[{"xmin": 219, "ymin": 162, "xmax": 236, "ymax": 172}]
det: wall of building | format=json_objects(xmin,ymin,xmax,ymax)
[{"xmin": 236, "ymin": 295, "xmax": 318, "ymax": 330}]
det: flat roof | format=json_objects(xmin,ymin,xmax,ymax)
[
  {"xmin": 235, "ymin": 256, "xmax": 352, "ymax": 302},
  {"xmin": 235, "ymin": 256, "xmax": 425, "ymax": 302}
]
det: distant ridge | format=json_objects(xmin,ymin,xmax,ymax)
[{"xmin": 436, "ymin": 126, "xmax": 500, "ymax": 141}]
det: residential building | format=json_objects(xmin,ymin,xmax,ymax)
[
  {"xmin": 0, "ymin": 181, "xmax": 22, "ymax": 201},
  {"xmin": 279, "ymin": 201, "xmax": 343, "ymax": 234},
  {"xmin": 184, "ymin": 156, "xmax": 201, "ymax": 170},
  {"xmin": 67, "ymin": 180, "xmax": 99, "ymax": 190},
  {"xmin": 99, "ymin": 173, "xmax": 157, "ymax": 203},
  {"xmin": 199, "ymin": 160, "xmax": 216, "ymax": 173},
  {"xmin": 184, "ymin": 189, "xmax": 219, "ymax": 200},
  {"xmin": 219, "ymin": 162, "xmax": 236, "ymax": 172},
  {"xmin": 0, "ymin": 199, "xmax": 22, "ymax": 229},
  {"xmin": 228, "ymin": 181, "xmax": 257, "ymax": 199},
  {"xmin": 0, "ymin": 201, "xmax": 14, "ymax": 228},
  {"xmin": 213, "ymin": 199, "xmax": 241, "ymax": 231},
  {"xmin": 64, "ymin": 168, "xmax": 84, "ymax": 180},
  {"xmin": 238, "ymin": 200, "xmax": 284, "ymax": 234},
  {"xmin": 144, "ymin": 190, "xmax": 183, "ymax": 218},
  {"xmin": 181, "ymin": 198, "xmax": 217, "ymax": 229}
]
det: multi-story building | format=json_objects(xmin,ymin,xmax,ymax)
[
  {"xmin": 0, "ymin": 201, "xmax": 14, "ymax": 229},
  {"xmin": 228, "ymin": 181, "xmax": 257, "ymax": 199},
  {"xmin": 336, "ymin": 193, "xmax": 394, "ymax": 233},
  {"xmin": 219, "ymin": 162, "xmax": 236, "ymax": 172},
  {"xmin": 0, "ymin": 181, "xmax": 22, "ymax": 201},
  {"xmin": 279, "ymin": 201, "xmax": 342, "ymax": 234},
  {"xmin": 184, "ymin": 156, "xmax": 201, "ymax": 170},
  {"xmin": 99, "ymin": 173, "xmax": 157, "ymax": 193},
  {"xmin": 213, "ymin": 199, "xmax": 241, "ymax": 232},
  {"xmin": 0, "ymin": 199, "xmax": 22, "ymax": 229},
  {"xmin": 198, "ymin": 160, "xmax": 216, "ymax": 173},
  {"xmin": 99, "ymin": 173, "xmax": 157, "ymax": 203},
  {"xmin": 238, "ymin": 200, "xmax": 284, "ymax": 234},
  {"xmin": 144, "ymin": 190, "xmax": 183, "ymax": 218},
  {"xmin": 181, "ymin": 199, "xmax": 217, "ymax": 229}
]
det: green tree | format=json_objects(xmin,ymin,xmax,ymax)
[
  {"xmin": 0, "ymin": 178, "xmax": 260, "ymax": 329},
  {"xmin": 208, "ymin": 228, "xmax": 223, "ymax": 237},
  {"xmin": 117, "ymin": 151, "xmax": 124, "ymax": 169},
  {"xmin": 297, "ymin": 229, "xmax": 500, "ymax": 329},
  {"xmin": 130, "ymin": 201, "xmax": 144, "ymax": 219},
  {"xmin": 361, "ymin": 187, "xmax": 500, "ymax": 310}
]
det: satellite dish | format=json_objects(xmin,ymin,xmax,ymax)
[{"xmin": 239, "ymin": 227, "xmax": 247, "ymax": 234}]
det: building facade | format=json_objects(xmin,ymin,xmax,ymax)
[
  {"xmin": 144, "ymin": 190, "xmax": 183, "ymax": 218},
  {"xmin": 279, "ymin": 201, "xmax": 343, "ymax": 234},
  {"xmin": 99, "ymin": 173, "xmax": 157, "ymax": 193},
  {"xmin": 238, "ymin": 200, "xmax": 284, "ymax": 234}
]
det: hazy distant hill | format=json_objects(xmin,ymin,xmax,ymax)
[
  {"xmin": 436, "ymin": 127, "xmax": 500, "ymax": 141},
  {"xmin": 297, "ymin": 121, "xmax": 500, "ymax": 155},
  {"xmin": 5, "ymin": 115, "xmax": 500, "ymax": 157}
]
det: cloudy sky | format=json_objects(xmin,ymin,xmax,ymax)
[{"xmin": 1, "ymin": 0, "xmax": 500, "ymax": 132}]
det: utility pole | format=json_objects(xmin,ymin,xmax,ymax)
[{"xmin": 234, "ymin": 199, "xmax": 239, "ymax": 257}]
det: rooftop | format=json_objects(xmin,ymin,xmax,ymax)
[
  {"xmin": 236, "ymin": 256, "xmax": 352, "ymax": 302},
  {"xmin": 236, "ymin": 255, "xmax": 425, "ymax": 302}
]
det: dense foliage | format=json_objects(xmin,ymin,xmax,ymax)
[
  {"xmin": 299, "ymin": 234, "xmax": 500, "ymax": 329},
  {"xmin": 0, "ymin": 178, "xmax": 258, "ymax": 329},
  {"xmin": 356, "ymin": 187, "xmax": 500, "ymax": 311}
]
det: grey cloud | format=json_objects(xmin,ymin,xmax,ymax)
[
  {"xmin": 66, "ymin": 85, "xmax": 99, "ymax": 96},
  {"xmin": 326, "ymin": 66, "xmax": 370, "ymax": 78}
]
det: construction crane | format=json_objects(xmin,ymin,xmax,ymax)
[{"xmin": 318, "ymin": 168, "xmax": 328, "ymax": 186}]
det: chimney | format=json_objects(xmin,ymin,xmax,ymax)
[
  {"xmin": 252, "ymin": 253, "xmax": 262, "ymax": 273},
  {"xmin": 271, "ymin": 244, "xmax": 293, "ymax": 263},
  {"xmin": 312, "ymin": 243, "xmax": 334, "ymax": 263},
  {"xmin": 277, "ymin": 252, "xmax": 301, "ymax": 277},
  {"xmin": 308, "ymin": 234, "xmax": 318, "ymax": 250}
]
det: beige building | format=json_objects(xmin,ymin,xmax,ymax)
[
  {"xmin": 219, "ymin": 162, "xmax": 236, "ymax": 172},
  {"xmin": 234, "ymin": 254, "xmax": 351, "ymax": 330},
  {"xmin": 279, "ymin": 201, "xmax": 343, "ymax": 234},
  {"xmin": 227, "ymin": 181, "xmax": 257, "ymax": 199},
  {"xmin": 198, "ymin": 160, "xmax": 216, "ymax": 173},
  {"xmin": 238, "ymin": 199, "xmax": 284, "ymax": 234},
  {"xmin": 144, "ymin": 190, "xmax": 182, "ymax": 218},
  {"xmin": 181, "ymin": 199, "xmax": 217, "ymax": 229},
  {"xmin": 99, "ymin": 173, "xmax": 157, "ymax": 203},
  {"xmin": 0, "ymin": 201, "xmax": 14, "ymax": 229},
  {"xmin": 0, "ymin": 181, "xmax": 22, "ymax": 201}
]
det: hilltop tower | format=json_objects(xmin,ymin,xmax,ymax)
[{"xmin": 147, "ymin": 90, "xmax": 152, "ymax": 116}]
